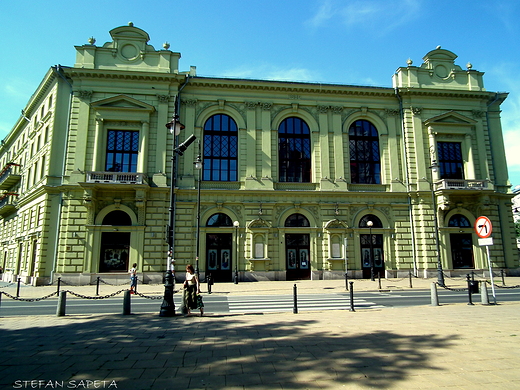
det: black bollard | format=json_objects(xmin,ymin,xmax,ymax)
[
  {"xmin": 466, "ymin": 274, "xmax": 474, "ymax": 306},
  {"xmin": 16, "ymin": 278, "xmax": 21, "ymax": 298},
  {"xmin": 293, "ymin": 284, "xmax": 298, "ymax": 314},
  {"xmin": 349, "ymin": 281, "xmax": 355, "ymax": 312},
  {"xmin": 123, "ymin": 290, "xmax": 131, "ymax": 315},
  {"xmin": 409, "ymin": 270, "xmax": 413, "ymax": 289},
  {"xmin": 378, "ymin": 272, "xmax": 382, "ymax": 290},
  {"xmin": 207, "ymin": 274, "xmax": 213, "ymax": 294},
  {"xmin": 56, "ymin": 290, "xmax": 67, "ymax": 316},
  {"xmin": 96, "ymin": 276, "xmax": 100, "ymax": 296},
  {"xmin": 501, "ymin": 269, "xmax": 506, "ymax": 286},
  {"xmin": 345, "ymin": 272, "xmax": 349, "ymax": 291},
  {"xmin": 57, "ymin": 277, "xmax": 61, "ymax": 295}
]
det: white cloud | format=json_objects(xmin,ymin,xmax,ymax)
[
  {"xmin": 220, "ymin": 64, "xmax": 322, "ymax": 83},
  {"xmin": 307, "ymin": 0, "xmax": 422, "ymax": 34}
]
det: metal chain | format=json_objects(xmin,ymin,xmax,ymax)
[
  {"xmin": 134, "ymin": 291, "xmax": 164, "ymax": 300},
  {"xmin": 64, "ymin": 289, "xmax": 126, "ymax": 299},
  {"xmin": 1, "ymin": 291, "xmax": 58, "ymax": 302},
  {"xmin": 485, "ymin": 281, "xmax": 520, "ymax": 289},
  {"xmin": 437, "ymin": 283, "xmax": 468, "ymax": 292}
]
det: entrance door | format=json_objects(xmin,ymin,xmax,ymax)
[
  {"xmin": 360, "ymin": 234, "xmax": 385, "ymax": 279},
  {"xmin": 451, "ymin": 234, "xmax": 474, "ymax": 269},
  {"xmin": 99, "ymin": 232, "xmax": 130, "ymax": 272},
  {"xmin": 206, "ymin": 233, "xmax": 233, "ymax": 282},
  {"xmin": 286, "ymin": 234, "xmax": 311, "ymax": 280}
]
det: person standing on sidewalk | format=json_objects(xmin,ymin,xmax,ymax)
[
  {"xmin": 183, "ymin": 264, "xmax": 202, "ymax": 316},
  {"xmin": 129, "ymin": 263, "xmax": 137, "ymax": 294}
]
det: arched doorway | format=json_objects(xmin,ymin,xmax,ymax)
[
  {"xmin": 449, "ymin": 214, "xmax": 474, "ymax": 269},
  {"xmin": 285, "ymin": 213, "xmax": 311, "ymax": 280},
  {"xmin": 206, "ymin": 213, "xmax": 233, "ymax": 282},
  {"xmin": 359, "ymin": 214, "xmax": 384, "ymax": 279},
  {"xmin": 99, "ymin": 210, "xmax": 131, "ymax": 272}
]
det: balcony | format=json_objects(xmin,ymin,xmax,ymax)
[
  {"xmin": 0, "ymin": 193, "xmax": 19, "ymax": 216},
  {"xmin": 435, "ymin": 179, "xmax": 491, "ymax": 191},
  {"xmin": 0, "ymin": 163, "xmax": 22, "ymax": 190},
  {"xmin": 86, "ymin": 171, "xmax": 146, "ymax": 185}
]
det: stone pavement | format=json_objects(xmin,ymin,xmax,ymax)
[{"xmin": 1, "ymin": 277, "xmax": 520, "ymax": 389}]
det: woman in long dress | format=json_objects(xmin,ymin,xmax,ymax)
[{"xmin": 183, "ymin": 264, "xmax": 203, "ymax": 316}]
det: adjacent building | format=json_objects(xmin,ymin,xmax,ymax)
[{"xmin": 1, "ymin": 24, "xmax": 518, "ymax": 285}]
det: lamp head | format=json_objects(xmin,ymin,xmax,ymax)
[{"xmin": 367, "ymin": 221, "xmax": 374, "ymax": 227}]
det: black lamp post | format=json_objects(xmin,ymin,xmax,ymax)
[
  {"xmin": 160, "ymin": 114, "xmax": 196, "ymax": 317},
  {"xmin": 233, "ymin": 220, "xmax": 239, "ymax": 284},
  {"xmin": 425, "ymin": 161, "xmax": 445, "ymax": 287},
  {"xmin": 194, "ymin": 144, "xmax": 203, "ymax": 281},
  {"xmin": 367, "ymin": 220, "xmax": 375, "ymax": 281}
]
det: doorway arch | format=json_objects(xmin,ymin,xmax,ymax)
[{"xmin": 285, "ymin": 213, "xmax": 311, "ymax": 280}]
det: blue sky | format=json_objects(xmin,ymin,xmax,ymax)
[{"xmin": 1, "ymin": 0, "xmax": 519, "ymax": 188}]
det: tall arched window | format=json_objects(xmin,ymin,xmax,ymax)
[
  {"xmin": 285, "ymin": 213, "xmax": 310, "ymax": 227},
  {"xmin": 448, "ymin": 214, "xmax": 471, "ymax": 228},
  {"xmin": 206, "ymin": 213, "xmax": 233, "ymax": 227},
  {"xmin": 349, "ymin": 120, "xmax": 380, "ymax": 184},
  {"xmin": 203, "ymin": 114, "xmax": 238, "ymax": 181},
  {"xmin": 279, "ymin": 117, "xmax": 311, "ymax": 182}
]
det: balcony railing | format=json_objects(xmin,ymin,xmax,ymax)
[
  {"xmin": 435, "ymin": 179, "xmax": 489, "ymax": 191},
  {"xmin": 86, "ymin": 171, "xmax": 146, "ymax": 185},
  {"xmin": 0, "ymin": 163, "xmax": 22, "ymax": 190},
  {"xmin": 0, "ymin": 193, "xmax": 18, "ymax": 216}
]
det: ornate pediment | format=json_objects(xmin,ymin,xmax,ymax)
[
  {"xmin": 424, "ymin": 111, "xmax": 477, "ymax": 127},
  {"xmin": 91, "ymin": 95, "xmax": 155, "ymax": 113},
  {"xmin": 247, "ymin": 218, "xmax": 272, "ymax": 229},
  {"xmin": 324, "ymin": 219, "xmax": 348, "ymax": 229}
]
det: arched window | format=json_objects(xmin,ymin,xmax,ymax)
[
  {"xmin": 285, "ymin": 213, "xmax": 310, "ymax": 227},
  {"xmin": 203, "ymin": 114, "xmax": 238, "ymax": 181},
  {"xmin": 206, "ymin": 213, "xmax": 233, "ymax": 227},
  {"xmin": 279, "ymin": 117, "xmax": 311, "ymax": 182},
  {"xmin": 359, "ymin": 214, "xmax": 383, "ymax": 228},
  {"xmin": 448, "ymin": 214, "xmax": 471, "ymax": 228},
  {"xmin": 102, "ymin": 210, "xmax": 132, "ymax": 226},
  {"xmin": 349, "ymin": 120, "xmax": 381, "ymax": 184}
]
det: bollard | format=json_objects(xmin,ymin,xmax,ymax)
[
  {"xmin": 96, "ymin": 277, "xmax": 100, "ymax": 296},
  {"xmin": 480, "ymin": 281, "xmax": 490, "ymax": 305},
  {"xmin": 207, "ymin": 274, "xmax": 213, "ymax": 294},
  {"xmin": 57, "ymin": 277, "xmax": 61, "ymax": 295},
  {"xmin": 501, "ymin": 269, "xmax": 506, "ymax": 286},
  {"xmin": 134, "ymin": 276, "xmax": 138, "ymax": 294},
  {"xmin": 293, "ymin": 284, "xmax": 298, "ymax": 314},
  {"xmin": 466, "ymin": 274, "xmax": 474, "ymax": 306},
  {"xmin": 56, "ymin": 290, "xmax": 67, "ymax": 316},
  {"xmin": 345, "ymin": 272, "xmax": 349, "ymax": 291},
  {"xmin": 0, "ymin": 291, "xmax": 2, "ymax": 308},
  {"xmin": 430, "ymin": 282, "xmax": 439, "ymax": 306},
  {"xmin": 123, "ymin": 290, "xmax": 131, "ymax": 315},
  {"xmin": 409, "ymin": 270, "xmax": 413, "ymax": 289},
  {"xmin": 16, "ymin": 278, "xmax": 21, "ymax": 298},
  {"xmin": 349, "ymin": 282, "xmax": 355, "ymax": 312},
  {"xmin": 378, "ymin": 272, "xmax": 382, "ymax": 290}
]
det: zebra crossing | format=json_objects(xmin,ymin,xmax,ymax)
[{"xmin": 226, "ymin": 293, "xmax": 384, "ymax": 314}]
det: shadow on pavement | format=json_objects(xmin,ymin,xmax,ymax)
[{"xmin": 0, "ymin": 313, "xmax": 456, "ymax": 389}]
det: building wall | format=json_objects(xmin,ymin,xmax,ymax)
[{"xmin": 1, "ymin": 24, "xmax": 517, "ymax": 285}]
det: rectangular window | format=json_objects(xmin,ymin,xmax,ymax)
[
  {"xmin": 437, "ymin": 142, "xmax": 464, "ymax": 180},
  {"xmin": 105, "ymin": 130, "xmax": 140, "ymax": 172}
]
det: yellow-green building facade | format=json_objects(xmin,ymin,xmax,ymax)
[{"xmin": 1, "ymin": 24, "xmax": 518, "ymax": 285}]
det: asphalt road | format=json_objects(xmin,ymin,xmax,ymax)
[{"xmin": 1, "ymin": 288, "xmax": 519, "ymax": 317}]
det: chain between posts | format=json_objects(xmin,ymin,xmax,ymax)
[{"xmin": 0, "ymin": 291, "xmax": 58, "ymax": 302}]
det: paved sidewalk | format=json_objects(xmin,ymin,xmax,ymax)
[{"xmin": 1, "ymin": 277, "xmax": 520, "ymax": 389}]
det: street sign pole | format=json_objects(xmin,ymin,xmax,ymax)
[
  {"xmin": 475, "ymin": 216, "xmax": 496, "ymax": 304},
  {"xmin": 486, "ymin": 245, "xmax": 497, "ymax": 304}
]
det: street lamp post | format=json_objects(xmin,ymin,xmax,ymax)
[
  {"xmin": 233, "ymin": 220, "xmax": 239, "ymax": 284},
  {"xmin": 425, "ymin": 161, "xmax": 445, "ymax": 287},
  {"xmin": 194, "ymin": 143, "xmax": 203, "ymax": 281},
  {"xmin": 367, "ymin": 220, "xmax": 375, "ymax": 281},
  {"xmin": 160, "ymin": 114, "xmax": 196, "ymax": 317}
]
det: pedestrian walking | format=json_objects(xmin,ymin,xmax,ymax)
[
  {"xmin": 182, "ymin": 264, "xmax": 203, "ymax": 316},
  {"xmin": 129, "ymin": 263, "xmax": 137, "ymax": 294}
]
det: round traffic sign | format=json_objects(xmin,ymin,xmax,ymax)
[{"xmin": 475, "ymin": 216, "xmax": 492, "ymax": 238}]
